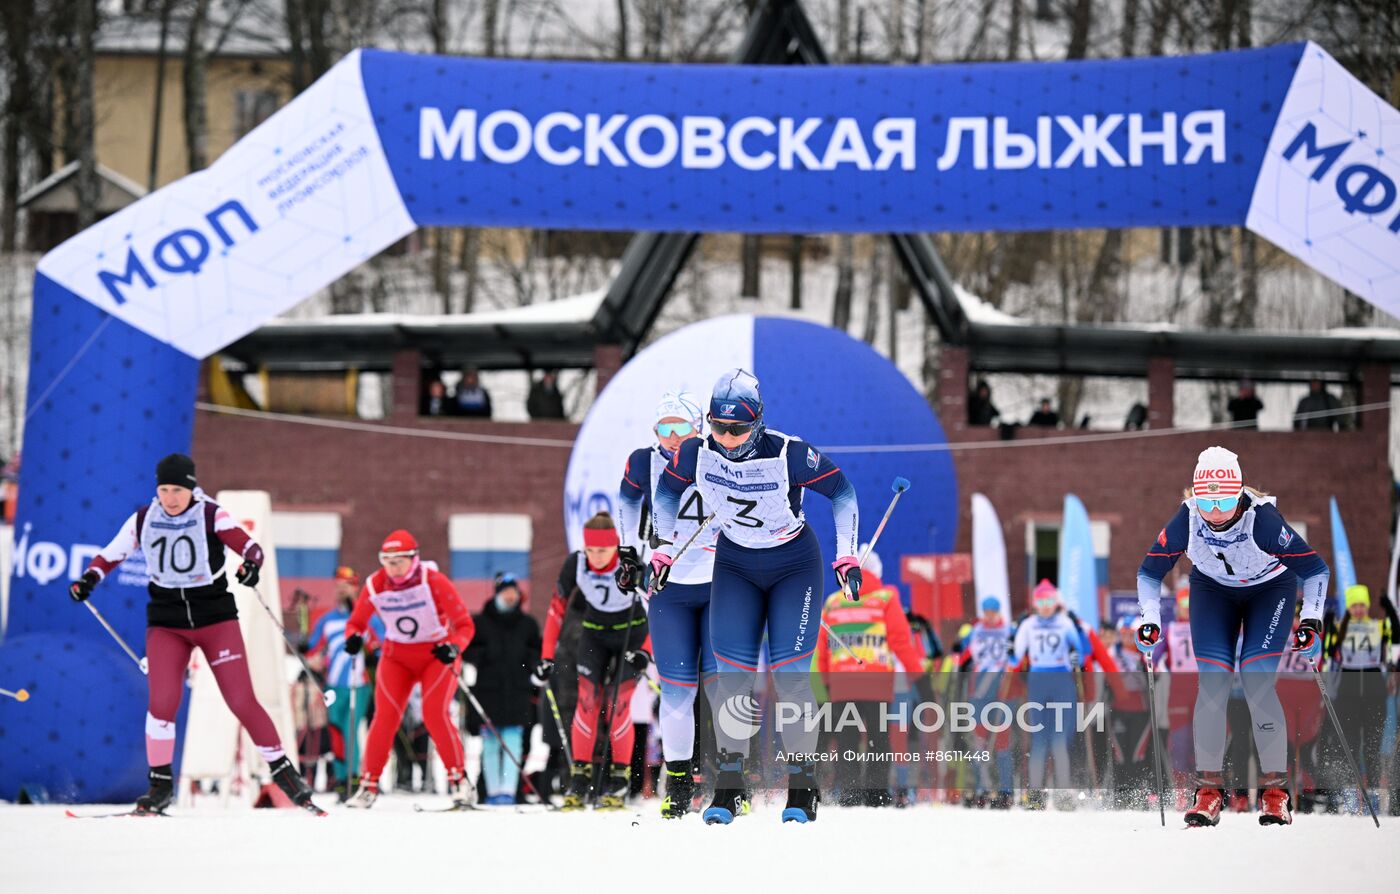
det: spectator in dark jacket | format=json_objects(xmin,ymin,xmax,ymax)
[
  {"xmin": 1227, "ymin": 380, "xmax": 1263, "ymax": 429},
  {"xmin": 1028, "ymin": 398, "xmax": 1060, "ymax": 428},
  {"xmin": 465, "ymin": 573, "xmax": 541, "ymax": 804},
  {"xmin": 526, "ymin": 369, "xmax": 567, "ymax": 420},
  {"xmin": 967, "ymin": 380, "xmax": 1000, "ymax": 426},
  {"xmin": 1293, "ymin": 378, "xmax": 1342, "ymax": 431},
  {"xmin": 454, "ymin": 367, "xmax": 493, "ymax": 418}
]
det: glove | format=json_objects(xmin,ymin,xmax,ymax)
[
  {"xmin": 236, "ymin": 559, "xmax": 260, "ymax": 588},
  {"xmin": 1135, "ymin": 623, "xmax": 1160, "ymax": 655},
  {"xmin": 833, "ymin": 556, "xmax": 862, "ymax": 600},
  {"xmin": 649, "ymin": 549, "xmax": 675, "ymax": 593},
  {"xmin": 432, "ymin": 642, "xmax": 459, "ymax": 665},
  {"xmin": 69, "ymin": 569, "xmax": 100, "ymax": 603},
  {"xmin": 624, "ymin": 649, "xmax": 651, "ymax": 672},
  {"xmin": 343, "ymin": 634, "xmax": 364, "ymax": 656},
  {"xmin": 615, "ymin": 546, "xmax": 644, "ymax": 594},
  {"xmin": 1292, "ymin": 619, "xmax": 1323, "ymax": 663},
  {"xmin": 531, "ymin": 658, "xmax": 555, "ymax": 687}
]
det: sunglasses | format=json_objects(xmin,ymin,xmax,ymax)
[
  {"xmin": 656, "ymin": 421, "xmax": 695, "ymax": 438},
  {"xmin": 709, "ymin": 418, "xmax": 754, "ymax": 437},
  {"xmin": 1195, "ymin": 494, "xmax": 1241, "ymax": 513}
]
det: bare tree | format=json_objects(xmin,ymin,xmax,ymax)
[
  {"xmin": 73, "ymin": 0, "xmax": 99, "ymax": 229},
  {"xmin": 182, "ymin": 0, "xmax": 211, "ymax": 172},
  {"xmin": 0, "ymin": 1, "xmax": 36, "ymax": 250}
]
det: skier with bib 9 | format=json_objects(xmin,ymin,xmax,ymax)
[
  {"xmin": 343, "ymin": 529, "xmax": 475, "ymax": 809},
  {"xmin": 1134, "ymin": 447, "xmax": 1328, "ymax": 826}
]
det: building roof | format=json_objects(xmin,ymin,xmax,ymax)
[{"xmin": 18, "ymin": 161, "xmax": 147, "ymax": 213}]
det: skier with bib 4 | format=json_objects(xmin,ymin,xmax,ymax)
[{"xmin": 615, "ymin": 390, "xmax": 720, "ymax": 819}]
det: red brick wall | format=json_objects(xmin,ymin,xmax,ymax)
[{"xmin": 194, "ymin": 411, "xmax": 578, "ymax": 618}]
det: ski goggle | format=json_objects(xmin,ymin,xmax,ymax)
[
  {"xmin": 709, "ymin": 418, "xmax": 755, "ymax": 437},
  {"xmin": 1195, "ymin": 494, "xmax": 1241, "ymax": 513},
  {"xmin": 656, "ymin": 421, "xmax": 695, "ymax": 438},
  {"xmin": 379, "ymin": 550, "xmax": 417, "ymax": 564}
]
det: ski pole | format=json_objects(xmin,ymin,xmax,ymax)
[
  {"xmin": 1, "ymin": 687, "xmax": 30, "ymax": 702},
  {"xmin": 650, "ymin": 511, "xmax": 718, "ymax": 595},
  {"xmin": 83, "ymin": 601, "xmax": 148, "ymax": 675},
  {"xmin": 348, "ymin": 653, "xmax": 361, "ymax": 791},
  {"xmin": 1143, "ymin": 662, "xmax": 1167, "ymax": 827},
  {"xmin": 249, "ymin": 585, "xmax": 336, "ymax": 707},
  {"xmin": 458, "ymin": 677, "xmax": 549, "ymax": 805},
  {"xmin": 824, "ymin": 477, "xmax": 913, "ymax": 661},
  {"xmin": 1310, "ymin": 659, "xmax": 1380, "ymax": 828},
  {"xmin": 848, "ymin": 476, "xmax": 911, "ymax": 597},
  {"xmin": 543, "ymin": 684, "xmax": 573, "ymax": 767},
  {"xmin": 595, "ymin": 591, "xmax": 643, "ymax": 807}
]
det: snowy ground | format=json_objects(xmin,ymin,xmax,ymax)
[{"xmin": 1, "ymin": 797, "xmax": 1392, "ymax": 893}]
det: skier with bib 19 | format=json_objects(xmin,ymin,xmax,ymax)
[
  {"xmin": 651, "ymin": 369, "xmax": 861, "ymax": 824},
  {"xmin": 1134, "ymin": 447, "xmax": 1328, "ymax": 827},
  {"xmin": 343, "ymin": 529, "xmax": 476, "ymax": 809},
  {"xmin": 615, "ymin": 390, "xmax": 720, "ymax": 819},
  {"xmin": 69, "ymin": 453, "xmax": 322, "ymax": 815}
]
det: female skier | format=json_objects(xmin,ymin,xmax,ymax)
[
  {"xmin": 1135, "ymin": 447, "xmax": 1328, "ymax": 826},
  {"xmin": 70, "ymin": 453, "xmax": 321, "ymax": 814},
  {"xmin": 615, "ymin": 390, "xmax": 720, "ymax": 818},
  {"xmin": 533, "ymin": 512, "xmax": 652, "ymax": 810},
  {"xmin": 344, "ymin": 529, "xmax": 475, "ymax": 809}
]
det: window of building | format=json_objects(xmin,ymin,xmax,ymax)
[{"xmin": 235, "ymin": 89, "xmax": 280, "ymax": 139}]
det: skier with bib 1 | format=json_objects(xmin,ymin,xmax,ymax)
[
  {"xmin": 615, "ymin": 390, "xmax": 720, "ymax": 819},
  {"xmin": 651, "ymin": 369, "xmax": 860, "ymax": 825},
  {"xmin": 70, "ymin": 453, "xmax": 322, "ymax": 815},
  {"xmin": 1134, "ymin": 447, "xmax": 1328, "ymax": 826},
  {"xmin": 343, "ymin": 529, "xmax": 476, "ymax": 809}
]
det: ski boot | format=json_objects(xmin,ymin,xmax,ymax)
[
  {"xmin": 1024, "ymin": 790, "xmax": 1047, "ymax": 811},
  {"xmin": 1184, "ymin": 772, "xmax": 1225, "ymax": 827},
  {"xmin": 661, "ymin": 761, "xmax": 696, "ymax": 819},
  {"xmin": 269, "ymin": 756, "xmax": 326, "ymax": 815},
  {"xmin": 990, "ymin": 790, "xmax": 1013, "ymax": 810},
  {"xmin": 703, "ymin": 751, "xmax": 751, "ymax": 825},
  {"xmin": 596, "ymin": 764, "xmax": 630, "ymax": 811},
  {"xmin": 561, "ymin": 761, "xmax": 592, "ymax": 811},
  {"xmin": 782, "ymin": 764, "xmax": 820, "ymax": 824},
  {"xmin": 134, "ymin": 764, "xmax": 174, "ymax": 815},
  {"xmin": 345, "ymin": 777, "xmax": 379, "ymax": 809},
  {"xmin": 1257, "ymin": 775, "xmax": 1292, "ymax": 826},
  {"xmin": 447, "ymin": 768, "xmax": 477, "ymax": 810},
  {"xmin": 1228, "ymin": 789, "xmax": 1250, "ymax": 813}
]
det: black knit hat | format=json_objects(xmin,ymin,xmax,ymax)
[{"xmin": 156, "ymin": 453, "xmax": 197, "ymax": 489}]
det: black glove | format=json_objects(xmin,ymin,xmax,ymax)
[
  {"xmin": 615, "ymin": 546, "xmax": 644, "ymax": 594},
  {"xmin": 343, "ymin": 634, "xmax": 364, "ymax": 656},
  {"xmin": 432, "ymin": 642, "xmax": 459, "ymax": 665},
  {"xmin": 532, "ymin": 658, "xmax": 555, "ymax": 686},
  {"xmin": 236, "ymin": 559, "xmax": 260, "ymax": 588},
  {"xmin": 69, "ymin": 569, "xmax": 100, "ymax": 603},
  {"xmin": 624, "ymin": 649, "xmax": 651, "ymax": 672}
]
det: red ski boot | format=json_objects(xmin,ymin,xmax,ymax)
[
  {"xmin": 1257, "ymin": 776, "xmax": 1292, "ymax": 826},
  {"xmin": 1184, "ymin": 773, "xmax": 1225, "ymax": 827}
]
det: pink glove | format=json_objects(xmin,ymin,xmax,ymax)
[
  {"xmin": 649, "ymin": 549, "xmax": 675, "ymax": 593},
  {"xmin": 832, "ymin": 556, "xmax": 863, "ymax": 601}
]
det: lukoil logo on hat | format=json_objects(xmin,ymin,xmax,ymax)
[{"xmin": 1192, "ymin": 446, "xmax": 1243, "ymax": 497}]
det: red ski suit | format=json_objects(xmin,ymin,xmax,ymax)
[{"xmin": 347, "ymin": 563, "xmax": 474, "ymax": 781}]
